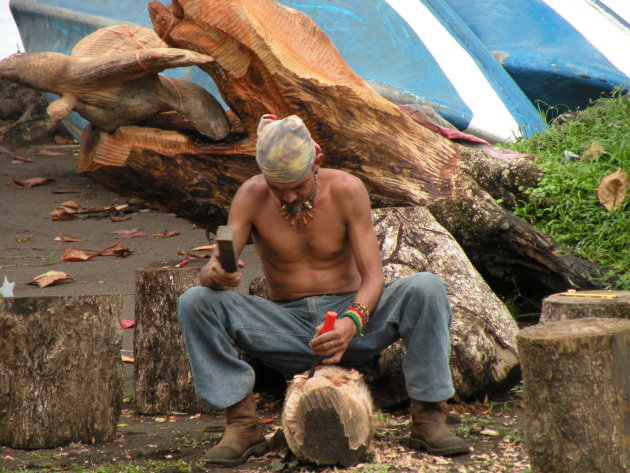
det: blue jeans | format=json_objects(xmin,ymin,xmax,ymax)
[{"xmin": 177, "ymin": 272, "xmax": 455, "ymax": 409}]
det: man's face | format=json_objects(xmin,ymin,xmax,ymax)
[{"xmin": 265, "ymin": 171, "xmax": 314, "ymax": 210}]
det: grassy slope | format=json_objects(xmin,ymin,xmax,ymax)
[{"xmin": 508, "ymin": 92, "xmax": 629, "ymax": 289}]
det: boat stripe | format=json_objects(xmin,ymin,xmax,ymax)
[
  {"xmin": 598, "ymin": 0, "xmax": 630, "ymax": 26},
  {"xmin": 384, "ymin": 0, "xmax": 521, "ymax": 142},
  {"xmin": 541, "ymin": 0, "xmax": 630, "ymax": 80}
]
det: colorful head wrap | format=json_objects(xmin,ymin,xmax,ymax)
[{"xmin": 256, "ymin": 114, "xmax": 316, "ymax": 183}]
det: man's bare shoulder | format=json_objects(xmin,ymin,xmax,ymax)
[
  {"xmin": 322, "ymin": 168, "xmax": 365, "ymax": 190},
  {"xmin": 236, "ymin": 174, "xmax": 268, "ymax": 197}
]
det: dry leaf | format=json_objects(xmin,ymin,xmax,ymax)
[
  {"xmin": 35, "ymin": 149, "xmax": 64, "ymax": 156},
  {"xmin": 153, "ymin": 231, "xmax": 181, "ymax": 238},
  {"xmin": 55, "ymin": 233, "xmax": 84, "ymax": 242},
  {"xmin": 109, "ymin": 229, "xmax": 148, "ymax": 238},
  {"xmin": 99, "ymin": 241, "xmax": 132, "ymax": 258},
  {"xmin": 110, "ymin": 215, "xmax": 131, "ymax": 222},
  {"xmin": 581, "ymin": 141, "xmax": 605, "ymax": 160},
  {"xmin": 11, "ymin": 177, "xmax": 54, "ymax": 188},
  {"xmin": 26, "ymin": 270, "xmax": 72, "ymax": 287},
  {"xmin": 60, "ymin": 200, "xmax": 82, "ymax": 212},
  {"xmin": 62, "ymin": 248, "xmax": 92, "ymax": 261},
  {"xmin": 188, "ymin": 253, "xmax": 211, "ymax": 259},
  {"xmin": 51, "ymin": 208, "xmax": 76, "ymax": 221},
  {"xmin": 597, "ymin": 168, "xmax": 628, "ymax": 211},
  {"xmin": 191, "ymin": 244, "xmax": 215, "ymax": 251}
]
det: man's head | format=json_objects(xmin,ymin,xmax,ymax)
[{"xmin": 256, "ymin": 114, "xmax": 317, "ymax": 183}]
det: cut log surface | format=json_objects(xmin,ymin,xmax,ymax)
[
  {"xmin": 0, "ymin": 295, "xmax": 123, "ymax": 449},
  {"xmin": 540, "ymin": 290, "xmax": 630, "ymax": 323},
  {"xmin": 282, "ymin": 366, "xmax": 373, "ymax": 467},
  {"xmin": 134, "ymin": 259, "xmax": 212, "ymax": 414},
  {"xmin": 518, "ymin": 317, "xmax": 630, "ymax": 473}
]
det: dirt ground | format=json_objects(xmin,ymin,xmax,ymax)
[{"xmin": 0, "ymin": 143, "xmax": 531, "ymax": 473}]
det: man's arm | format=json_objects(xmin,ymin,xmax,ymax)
[
  {"xmin": 199, "ymin": 178, "xmax": 256, "ymax": 288},
  {"xmin": 312, "ymin": 173, "xmax": 384, "ymax": 363},
  {"xmin": 344, "ymin": 174, "xmax": 384, "ymax": 315}
]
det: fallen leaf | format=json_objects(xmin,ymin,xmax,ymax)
[
  {"xmin": 187, "ymin": 253, "xmax": 211, "ymax": 259},
  {"xmin": 597, "ymin": 168, "xmax": 628, "ymax": 211},
  {"xmin": 62, "ymin": 248, "xmax": 91, "ymax": 261},
  {"xmin": 121, "ymin": 320, "xmax": 135, "ymax": 329},
  {"xmin": 191, "ymin": 244, "xmax": 215, "ymax": 251},
  {"xmin": 55, "ymin": 233, "xmax": 84, "ymax": 242},
  {"xmin": 35, "ymin": 149, "xmax": 64, "ymax": 156},
  {"xmin": 60, "ymin": 200, "xmax": 82, "ymax": 212},
  {"xmin": 581, "ymin": 141, "xmax": 605, "ymax": 160},
  {"xmin": 109, "ymin": 229, "xmax": 148, "ymax": 239},
  {"xmin": 121, "ymin": 355, "xmax": 135, "ymax": 363},
  {"xmin": 98, "ymin": 241, "xmax": 132, "ymax": 258},
  {"xmin": 11, "ymin": 155, "xmax": 34, "ymax": 163},
  {"xmin": 153, "ymin": 231, "xmax": 181, "ymax": 238},
  {"xmin": 15, "ymin": 237, "xmax": 34, "ymax": 242},
  {"xmin": 11, "ymin": 177, "xmax": 54, "ymax": 188},
  {"xmin": 110, "ymin": 215, "xmax": 132, "ymax": 222},
  {"xmin": 51, "ymin": 208, "xmax": 77, "ymax": 221},
  {"xmin": 26, "ymin": 271, "xmax": 72, "ymax": 287}
]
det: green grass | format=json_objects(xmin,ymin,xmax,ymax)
[{"xmin": 507, "ymin": 91, "xmax": 630, "ymax": 289}]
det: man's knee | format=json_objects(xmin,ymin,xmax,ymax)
[
  {"xmin": 406, "ymin": 272, "xmax": 448, "ymax": 296},
  {"xmin": 177, "ymin": 286, "xmax": 214, "ymax": 323}
]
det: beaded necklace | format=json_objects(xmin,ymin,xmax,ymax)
[{"xmin": 279, "ymin": 173, "xmax": 318, "ymax": 227}]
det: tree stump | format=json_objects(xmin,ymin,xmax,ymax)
[
  {"xmin": 282, "ymin": 366, "xmax": 373, "ymax": 467},
  {"xmin": 0, "ymin": 295, "xmax": 123, "ymax": 449},
  {"xmin": 517, "ymin": 318, "xmax": 630, "ymax": 473},
  {"xmin": 134, "ymin": 259, "xmax": 212, "ymax": 414},
  {"xmin": 540, "ymin": 290, "xmax": 630, "ymax": 323}
]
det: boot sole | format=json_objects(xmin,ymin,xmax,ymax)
[
  {"xmin": 408, "ymin": 437, "xmax": 470, "ymax": 457},
  {"xmin": 204, "ymin": 440, "xmax": 269, "ymax": 467}
]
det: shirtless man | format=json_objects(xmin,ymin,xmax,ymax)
[{"xmin": 177, "ymin": 114, "xmax": 469, "ymax": 467}]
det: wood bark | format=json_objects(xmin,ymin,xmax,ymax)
[
  {"xmin": 134, "ymin": 260, "xmax": 212, "ymax": 414},
  {"xmin": 282, "ymin": 365, "xmax": 373, "ymax": 467},
  {"xmin": 540, "ymin": 290, "xmax": 630, "ymax": 323},
  {"xmin": 373, "ymin": 206, "xmax": 520, "ymax": 401},
  {"xmin": 0, "ymin": 295, "xmax": 123, "ymax": 449},
  {"xmin": 517, "ymin": 318, "xmax": 630, "ymax": 473}
]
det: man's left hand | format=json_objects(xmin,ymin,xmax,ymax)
[{"xmin": 309, "ymin": 317, "xmax": 356, "ymax": 364}]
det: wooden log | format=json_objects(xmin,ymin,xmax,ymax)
[
  {"xmin": 282, "ymin": 365, "xmax": 373, "ymax": 467},
  {"xmin": 134, "ymin": 259, "xmax": 212, "ymax": 414},
  {"xmin": 373, "ymin": 206, "xmax": 520, "ymax": 400},
  {"xmin": 540, "ymin": 290, "xmax": 630, "ymax": 323},
  {"xmin": 0, "ymin": 295, "xmax": 123, "ymax": 449},
  {"xmin": 517, "ymin": 318, "xmax": 630, "ymax": 473}
]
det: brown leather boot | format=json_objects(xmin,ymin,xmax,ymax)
[
  {"xmin": 203, "ymin": 393, "xmax": 268, "ymax": 466},
  {"xmin": 409, "ymin": 400, "xmax": 470, "ymax": 456}
]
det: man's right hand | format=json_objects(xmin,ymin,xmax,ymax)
[{"xmin": 200, "ymin": 252, "xmax": 245, "ymax": 289}]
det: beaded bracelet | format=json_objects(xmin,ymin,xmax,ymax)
[
  {"xmin": 339, "ymin": 308, "xmax": 364, "ymax": 336},
  {"xmin": 351, "ymin": 302, "xmax": 370, "ymax": 323}
]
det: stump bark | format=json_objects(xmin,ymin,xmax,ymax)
[
  {"xmin": 540, "ymin": 290, "xmax": 630, "ymax": 323},
  {"xmin": 282, "ymin": 365, "xmax": 373, "ymax": 467},
  {"xmin": 134, "ymin": 259, "xmax": 212, "ymax": 414},
  {"xmin": 0, "ymin": 295, "xmax": 123, "ymax": 449},
  {"xmin": 517, "ymin": 317, "xmax": 630, "ymax": 473}
]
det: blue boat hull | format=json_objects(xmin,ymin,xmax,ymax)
[{"xmin": 443, "ymin": 0, "xmax": 630, "ymax": 113}]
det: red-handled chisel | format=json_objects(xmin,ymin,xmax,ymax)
[{"xmin": 307, "ymin": 311, "xmax": 337, "ymax": 379}]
